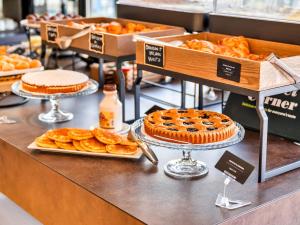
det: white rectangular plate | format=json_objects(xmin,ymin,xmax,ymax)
[
  {"xmin": 28, "ymin": 142, "xmax": 143, "ymax": 160},
  {"xmin": 0, "ymin": 66, "xmax": 44, "ymax": 77}
]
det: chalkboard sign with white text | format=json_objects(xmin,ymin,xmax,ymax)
[
  {"xmin": 217, "ymin": 58, "xmax": 241, "ymax": 82},
  {"xmin": 47, "ymin": 25, "xmax": 58, "ymax": 43},
  {"xmin": 89, "ymin": 33, "xmax": 104, "ymax": 54},
  {"xmin": 144, "ymin": 43, "xmax": 164, "ymax": 68},
  {"xmin": 215, "ymin": 151, "xmax": 255, "ymax": 184}
]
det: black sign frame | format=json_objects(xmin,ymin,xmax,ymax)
[
  {"xmin": 217, "ymin": 58, "xmax": 241, "ymax": 82},
  {"xmin": 46, "ymin": 25, "xmax": 59, "ymax": 43},
  {"xmin": 215, "ymin": 151, "xmax": 255, "ymax": 184},
  {"xmin": 89, "ymin": 32, "xmax": 105, "ymax": 54},
  {"xmin": 144, "ymin": 43, "xmax": 165, "ymax": 68}
]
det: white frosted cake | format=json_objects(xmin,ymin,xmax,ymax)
[{"xmin": 21, "ymin": 70, "xmax": 89, "ymax": 94}]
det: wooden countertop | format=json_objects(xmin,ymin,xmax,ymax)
[{"xmin": 1, "ymin": 93, "xmax": 300, "ymax": 225}]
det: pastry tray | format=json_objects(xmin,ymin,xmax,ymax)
[
  {"xmin": 0, "ymin": 66, "xmax": 44, "ymax": 77},
  {"xmin": 28, "ymin": 142, "xmax": 143, "ymax": 159},
  {"xmin": 40, "ymin": 17, "xmax": 185, "ymax": 57},
  {"xmin": 136, "ymin": 32, "xmax": 300, "ymax": 91}
]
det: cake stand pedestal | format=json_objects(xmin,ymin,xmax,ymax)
[
  {"xmin": 11, "ymin": 80, "xmax": 99, "ymax": 123},
  {"xmin": 131, "ymin": 119, "xmax": 245, "ymax": 179}
]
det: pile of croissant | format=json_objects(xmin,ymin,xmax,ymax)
[{"xmin": 180, "ymin": 36, "xmax": 266, "ymax": 61}]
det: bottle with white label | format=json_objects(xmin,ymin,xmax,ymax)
[{"xmin": 99, "ymin": 84, "xmax": 123, "ymax": 132}]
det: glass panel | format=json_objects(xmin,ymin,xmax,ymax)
[
  {"xmin": 215, "ymin": 0, "xmax": 300, "ymax": 22},
  {"xmin": 117, "ymin": 0, "xmax": 214, "ymax": 12},
  {"xmin": 90, "ymin": 0, "xmax": 117, "ymax": 17},
  {"xmin": 33, "ymin": 0, "xmax": 79, "ymax": 15}
]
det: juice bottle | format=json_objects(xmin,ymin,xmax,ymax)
[{"xmin": 99, "ymin": 84, "xmax": 123, "ymax": 132}]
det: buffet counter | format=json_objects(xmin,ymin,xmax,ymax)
[{"xmin": 1, "ymin": 94, "xmax": 300, "ymax": 225}]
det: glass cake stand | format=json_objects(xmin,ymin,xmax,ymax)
[
  {"xmin": 11, "ymin": 80, "xmax": 99, "ymax": 123},
  {"xmin": 131, "ymin": 119, "xmax": 245, "ymax": 179}
]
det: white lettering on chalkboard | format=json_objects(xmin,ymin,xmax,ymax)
[{"xmin": 144, "ymin": 43, "xmax": 164, "ymax": 68}]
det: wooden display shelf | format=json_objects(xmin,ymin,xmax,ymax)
[
  {"xmin": 40, "ymin": 17, "xmax": 185, "ymax": 57},
  {"xmin": 136, "ymin": 32, "xmax": 300, "ymax": 91}
]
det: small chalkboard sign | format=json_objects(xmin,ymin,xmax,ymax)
[
  {"xmin": 145, "ymin": 105, "xmax": 165, "ymax": 115},
  {"xmin": 215, "ymin": 151, "xmax": 254, "ymax": 184},
  {"xmin": 89, "ymin": 32, "xmax": 104, "ymax": 54},
  {"xmin": 47, "ymin": 25, "xmax": 58, "ymax": 43},
  {"xmin": 144, "ymin": 43, "xmax": 164, "ymax": 68},
  {"xmin": 217, "ymin": 58, "xmax": 241, "ymax": 82}
]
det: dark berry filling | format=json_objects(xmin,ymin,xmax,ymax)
[
  {"xmin": 149, "ymin": 121, "xmax": 155, "ymax": 124},
  {"xmin": 178, "ymin": 110, "xmax": 188, "ymax": 113},
  {"xmin": 200, "ymin": 114, "xmax": 210, "ymax": 119},
  {"xmin": 161, "ymin": 116, "xmax": 172, "ymax": 120},
  {"xmin": 207, "ymin": 127, "xmax": 217, "ymax": 131},
  {"xmin": 183, "ymin": 121, "xmax": 195, "ymax": 125},
  {"xmin": 163, "ymin": 122, "xmax": 175, "ymax": 126},
  {"xmin": 187, "ymin": 128, "xmax": 199, "ymax": 132},
  {"xmin": 221, "ymin": 119, "xmax": 229, "ymax": 123},
  {"xmin": 167, "ymin": 128, "xmax": 178, "ymax": 131}
]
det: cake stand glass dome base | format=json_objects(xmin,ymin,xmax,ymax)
[
  {"xmin": 11, "ymin": 80, "xmax": 98, "ymax": 123},
  {"xmin": 38, "ymin": 98, "xmax": 73, "ymax": 123},
  {"xmin": 164, "ymin": 150, "xmax": 208, "ymax": 179},
  {"xmin": 131, "ymin": 119, "xmax": 245, "ymax": 180}
]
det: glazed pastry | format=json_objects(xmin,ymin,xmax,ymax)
[
  {"xmin": 0, "ymin": 54, "xmax": 41, "ymax": 72},
  {"xmin": 144, "ymin": 109, "xmax": 237, "ymax": 144},
  {"xmin": 34, "ymin": 127, "xmax": 139, "ymax": 155},
  {"xmin": 46, "ymin": 128, "xmax": 72, "ymax": 143},
  {"xmin": 67, "ymin": 128, "xmax": 94, "ymax": 140},
  {"xmin": 55, "ymin": 141, "xmax": 77, "ymax": 150},
  {"xmin": 93, "ymin": 128, "xmax": 122, "ymax": 145},
  {"xmin": 106, "ymin": 145, "xmax": 137, "ymax": 155},
  {"xmin": 180, "ymin": 36, "xmax": 266, "ymax": 61},
  {"xmin": 35, "ymin": 134, "xmax": 57, "ymax": 148},
  {"xmin": 80, "ymin": 138, "xmax": 106, "ymax": 153}
]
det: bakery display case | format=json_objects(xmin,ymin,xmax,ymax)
[
  {"xmin": 210, "ymin": 0, "xmax": 300, "ymax": 45},
  {"xmin": 117, "ymin": 0, "xmax": 214, "ymax": 31}
]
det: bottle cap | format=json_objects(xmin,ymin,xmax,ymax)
[{"xmin": 103, "ymin": 84, "xmax": 117, "ymax": 92}]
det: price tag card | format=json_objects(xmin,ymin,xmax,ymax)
[
  {"xmin": 144, "ymin": 43, "xmax": 164, "ymax": 68},
  {"xmin": 217, "ymin": 58, "xmax": 241, "ymax": 82},
  {"xmin": 145, "ymin": 105, "xmax": 165, "ymax": 115},
  {"xmin": 215, "ymin": 151, "xmax": 254, "ymax": 184},
  {"xmin": 46, "ymin": 25, "xmax": 58, "ymax": 43},
  {"xmin": 89, "ymin": 32, "xmax": 104, "ymax": 54}
]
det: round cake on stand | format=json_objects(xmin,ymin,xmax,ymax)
[
  {"xmin": 12, "ymin": 69, "xmax": 98, "ymax": 123},
  {"xmin": 131, "ymin": 109, "xmax": 245, "ymax": 179}
]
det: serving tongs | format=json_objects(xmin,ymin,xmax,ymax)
[
  {"xmin": 128, "ymin": 126, "xmax": 158, "ymax": 166},
  {"xmin": 267, "ymin": 53, "xmax": 300, "ymax": 88},
  {"xmin": 56, "ymin": 25, "xmax": 95, "ymax": 50}
]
